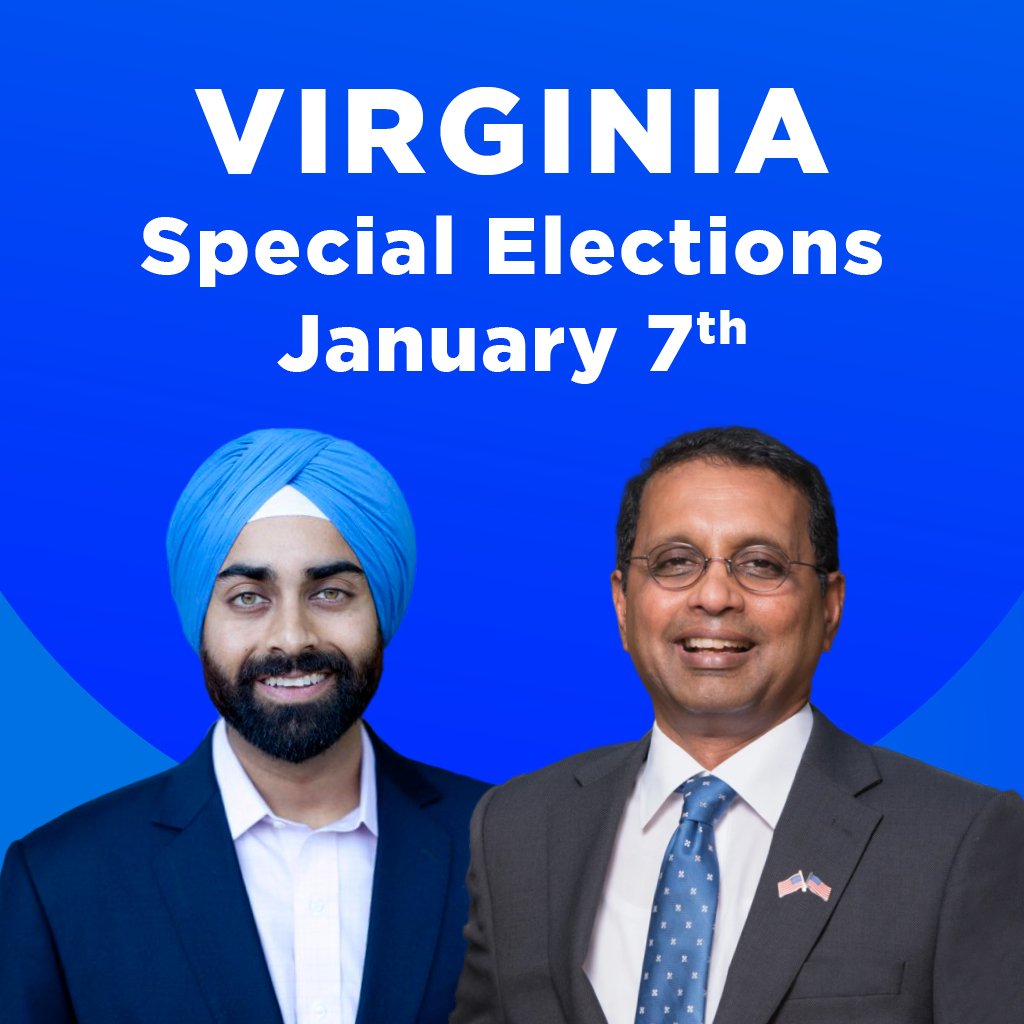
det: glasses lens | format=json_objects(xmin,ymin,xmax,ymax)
[
  {"xmin": 732, "ymin": 546, "xmax": 790, "ymax": 591},
  {"xmin": 647, "ymin": 545, "xmax": 705, "ymax": 587}
]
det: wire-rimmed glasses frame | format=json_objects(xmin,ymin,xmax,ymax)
[{"xmin": 626, "ymin": 542, "xmax": 827, "ymax": 594}]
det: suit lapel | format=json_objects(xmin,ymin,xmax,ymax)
[
  {"xmin": 714, "ymin": 712, "xmax": 882, "ymax": 1024},
  {"xmin": 547, "ymin": 738, "xmax": 650, "ymax": 1024},
  {"xmin": 151, "ymin": 737, "xmax": 284, "ymax": 1024},
  {"xmin": 355, "ymin": 734, "xmax": 451, "ymax": 1024}
]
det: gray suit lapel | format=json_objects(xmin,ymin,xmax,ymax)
[
  {"xmin": 151, "ymin": 738, "xmax": 284, "ymax": 1024},
  {"xmin": 547, "ymin": 738, "xmax": 650, "ymax": 1024},
  {"xmin": 714, "ymin": 712, "xmax": 882, "ymax": 1024}
]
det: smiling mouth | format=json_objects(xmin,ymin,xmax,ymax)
[
  {"xmin": 258, "ymin": 672, "xmax": 330, "ymax": 689},
  {"xmin": 681, "ymin": 637, "xmax": 753, "ymax": 653}
]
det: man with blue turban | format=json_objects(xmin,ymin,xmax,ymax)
[{"xmin": 0, "ymin": 428, "xmax": 489, "ymax": 1024}]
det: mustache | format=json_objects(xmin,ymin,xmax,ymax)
[{"xmin": 237, "ymin": 649, "xmax": 355, "ymax": 688}]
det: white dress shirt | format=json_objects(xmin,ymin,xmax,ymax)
[
  {"xmin": 584, "ymin": 704, "xmax": 813, "ymax": 1024},
  {"xmin": 212, "ymin": 719, "xmax": 379, "ymax": 1024}
]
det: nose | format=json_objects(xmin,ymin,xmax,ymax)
[
  {"xmin": 266, "ymin": 597, "xmax": 318, "ymax": 653},
  {"xmin": 685, "ymin": 556, "xmax": 745, "ymax": 615}
]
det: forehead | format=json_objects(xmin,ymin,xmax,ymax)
[
  {"xmin": 219, "ymin": 515, "xmax": 359, "ymax": 570},
  {"xmin": 637, "ymin": 460, "xmax": 812, "ymax": 552}
]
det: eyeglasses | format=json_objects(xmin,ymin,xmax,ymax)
[{"xmin": 627, "ymin": 543, "xmax": 826, "ymax": 593}]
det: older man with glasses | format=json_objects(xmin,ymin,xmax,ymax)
[{"xmin": 453, "ymin": 425, "xmax": 1024, "ymax": 1024}]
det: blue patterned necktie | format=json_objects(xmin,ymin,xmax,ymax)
[{"xmin": 635, "ymin": 774, "xmax": 737, "ymax": 1024}]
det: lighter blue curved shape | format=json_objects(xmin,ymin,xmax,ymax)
[
  {"xmin": 879, "ymin": 593, "xmax": 1024, "ymax": 792},
  {"xmin": 0, "ymin": 591, "xmax": 174, "ymax": 853}
]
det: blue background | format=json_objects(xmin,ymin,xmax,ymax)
[{"xmin": 2, "ymin": 1, "xmax": 1021, "ymax": 850}]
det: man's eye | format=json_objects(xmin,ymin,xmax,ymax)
[
  {"xmin": 736, "ymin": 552, "xmax": 787, "ymax": 579},
  {"xmin": 231, "ymin": 592, "xmax": 266, "ymax": 607},
  {"xmin": 315, "ymin": 587, "xmax": 348, "ymax": 602},
  {"xmin": 651, "ymin": 549, "xmax": 702, "ymax": 576}
]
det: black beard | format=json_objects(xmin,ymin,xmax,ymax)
[{"xmin": 201, "ymin": 643, "xmax": 383, "ymax": 764}]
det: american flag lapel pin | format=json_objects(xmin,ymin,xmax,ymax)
[
  {"xmin": 777, "ymin": 870, "xmax": 806, "ymax": 898},
  {"xmin": 806, "ymin": 872, "xmax": 832, "ymax": 902}
]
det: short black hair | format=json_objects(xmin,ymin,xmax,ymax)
[{"xmin": 616, "ymin": 426, "xmax": 839, "ymax": 582}]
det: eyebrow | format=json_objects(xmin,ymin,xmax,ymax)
[
  {"xmin": 217, "ymin": 563, "xmax": 274, "ymax": 582},
  {"xmin": 655, "ymin": 534, "xmax": 791, "ymax": 552},
  {"xmin": 217, "ymin": 560, "xmax": 365, "ymax": 583},
  {"xmin": 307, "ymin": 561, "xmax": 365, "ymax": 581}
]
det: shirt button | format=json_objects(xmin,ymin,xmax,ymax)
[
  {"xmin": 312, "ymin": 1002, "xmax": 327, "ymax": 1018},
  {"xmin": 311, "ymin": 899, "xmax": 326, "ymax": 915},
  {"xmin": 272, "ymin": 820, "xmax": 286, "ymax": 830}
]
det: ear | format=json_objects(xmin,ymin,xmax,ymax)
[
  {"xmin": 611, "ymin": 569, "xmax": 629, "ymax": 651},
  {"xmin": 821, "ymin": 572, "xmax": 845, "ymax": 651}
]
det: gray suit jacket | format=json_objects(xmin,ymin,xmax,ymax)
[{"xmin": 452, "ymin": 711, "xmax": 1024, "ymax": 1024}]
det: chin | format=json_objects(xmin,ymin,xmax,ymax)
[{"xmin": 656, "ymin": 681, "xmax": 772, "ymax": 732}]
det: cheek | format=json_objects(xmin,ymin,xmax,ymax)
[
  {"xmin": 774, "ymin": 604, "xmax": 826, "ymax": 658},
  {"xmin": 624, "ymin": 596, "xmax": 676, "ymax": 654},
  {"xmin": 630, "ymin": 587, "xmax": 677, "ymax": 627},
  {"xmin": 201, "ymin": 613, "xmax": 256, "ymax": 667},
  {"xmin": 323, "ymin": 607, "xmax": 381, "ymax": 655},
  {"xmin": 205, "ymin": 640, "xmax": 249, "ymax": 675}
]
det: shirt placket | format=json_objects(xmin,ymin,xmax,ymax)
[{"xmin": 294, "ymin": 831, "xmax": 342, "ymax": 1024}]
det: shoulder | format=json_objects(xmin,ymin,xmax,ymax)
[
  {"xmin": 20, "ymin": 764, "xmax": 177, "ymax": 848},
  {"xmin": 810, "ymin": 710, "xmax": 1021, "ymax": 830},
  {"xmin": 7, "ymin": 734, "xmax": 218, "ymax": 880},
  {"xmin": 867, "ymin": 742, "xmax": 1020, "ymax": 824},
  {"xmin": 869, "ymin": 741, "xmax": 1002, "ymax": 795},
  {"xmin": 402, "ymin": 756, "xmax": 493, "ymax": 808},
  {"xmin": 5, "ymin": 759, "xmax": 187, "ymax": 883},
  {"xmin": 474, "ymin": 739, "xmax": 643, "ymax": 824},
  {"xmin": 368, "ymin": 728, "xmax": 491, "ymax": 828}
]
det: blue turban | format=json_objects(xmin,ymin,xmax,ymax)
[{"xmin": 167, "ymin": 428, "xmax": 416, "ymax": 651}]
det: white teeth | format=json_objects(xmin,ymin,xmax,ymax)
[
  {"xmin": 262, "ymin": 673, "xmax": 327, "ymax": 689},
  {"xmin": 683, "ymin": 638, "xmax": 751, "ymax": 652}
]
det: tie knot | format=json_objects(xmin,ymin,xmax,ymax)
[{"xmin": 677, "ymin": 775, "xmax": 737, "ymax": 825}]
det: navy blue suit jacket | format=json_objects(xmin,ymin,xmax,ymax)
[{"xmin": 0, "ymin": 727, "xmax": 489, "ymax": 1024}]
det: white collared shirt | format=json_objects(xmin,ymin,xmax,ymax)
[
  {"xmin": 212, "ymin": 719, "xmax": 379, "ymax": 1024},
  {"xmin": 584, "ymin": 704, "xmax": 813, "ymax": 1024}
]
